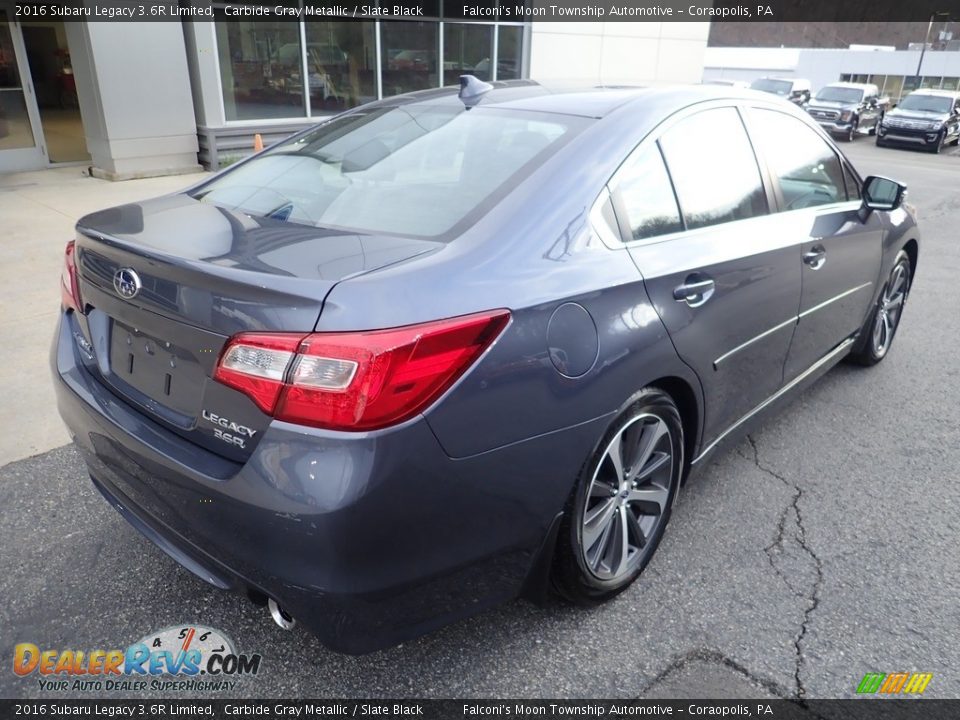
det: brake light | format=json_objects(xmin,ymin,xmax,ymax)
[
  {"xmin": 214, "ymin": 310, "xmax": 510, "ymax": 431},
  {"xmin": 61, "ymin": 241, "xmax": 83, "ymax": 313}
]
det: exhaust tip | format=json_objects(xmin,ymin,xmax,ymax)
[{"xmin": 268, "ymin": 598, "xmax": 296, "ymax": 630}]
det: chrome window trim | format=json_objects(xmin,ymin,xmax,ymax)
[
  {"xmin": 595, "ymin": 97, "xmax": 863, "ymax": 252},
  {"xmin": 589, "ymin": 188, "xmax": 625, "ymax": 250}
]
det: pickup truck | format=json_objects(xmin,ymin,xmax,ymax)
[
  {"xmin": 877, "ymin": 89, "xmax": 960, "ymax": 154},
  {"xmin": 805, "ymin": 82, "xmax": 890, "ymax": 141}
]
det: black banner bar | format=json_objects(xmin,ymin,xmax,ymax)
[
  {"xmin": 2, "ymin": 700, "xmax": 960, "ymax": 720},
  {"xmin": 2, "ymin": 0, "xmax": 960, "ymax": 22}
]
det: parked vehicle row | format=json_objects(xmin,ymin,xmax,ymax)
[{"xmin": 737, "ymin": 76, "xmax": 959, "ymax": 152}]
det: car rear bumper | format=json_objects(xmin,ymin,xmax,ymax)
[{"xmin": 52, "ymin": 312, "xmax": 609, "ymax": 653}]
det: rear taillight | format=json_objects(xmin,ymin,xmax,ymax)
[
  {"xmin": 61, "ymin": 241, "xmax": 83, "ymax": 314},
  {"xmin": 214, "ymin": 309, "xmax": 510, "ymax": 431}
]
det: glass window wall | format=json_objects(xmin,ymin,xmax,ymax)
[
  {"xmin": 214, "ymin": 16, "xmax": 525, "ymax": 122},
  {"xmin": 304, "ymin": 22, "xmax": 377, "ymax": 113},
  {"xmin": 216, "ymin": 19, "xmax": 305, "ymax": 120},
  {"xmin": 381, "ymin": 21, "xmax": 439, "ymax": 96},
  {"xmin": 443, "ymin": 23, "xmax": 493, "ymax": 84}
]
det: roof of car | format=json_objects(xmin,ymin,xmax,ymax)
[{"xmin": 372, "ymin": 80, "xmax": 783, "ymax": 119}]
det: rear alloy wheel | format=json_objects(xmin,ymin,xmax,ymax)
[
  {"xmin": 849, "ymin": 251, "xmax": 911, "ymax": 366},
  {"xmin": 553, "ymin": 389, "xmax": 683, "ymax": 604}
]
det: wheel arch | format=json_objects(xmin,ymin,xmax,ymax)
[
  {"xmin": 648, "ymin": 375, "xmax": 701, "ymax": 483},
  {"xmin": 903, "ymin": 238, "xmax": 919, "ymax": 288}
]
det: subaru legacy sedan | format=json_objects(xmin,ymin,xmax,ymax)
[{"xmin": 53, "ymin": 79, "xmax": 919, "ymax": 654}]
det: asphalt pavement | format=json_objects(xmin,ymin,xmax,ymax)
[{"xmin": 2, "ymin": 140, "xmax": 958, "ymax": 701}]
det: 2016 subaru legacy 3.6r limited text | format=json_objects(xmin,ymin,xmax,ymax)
[{"xmin": 53, "ymin": 79, "xmax": 919, "ymax": 654}]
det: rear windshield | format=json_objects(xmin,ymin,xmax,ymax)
[
  {"xmin": 192, "ymin": 105, "xmax": 584, "ymax": 239},
  {"xmin": 898, "ymin": 94, "xmax": 953, "ymax": 113},
  {"xmin": 751, "ymin": 78, "xmax": 792, "ymax": 95},
  {"xmin": 815, "ymin": 87, "xmax": 864, "ymax": 103}
]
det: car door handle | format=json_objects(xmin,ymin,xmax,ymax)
[
  {"xmin": 673, "ymin": 277, "xmax": 715, "ymax": 307},
  {"xmin": 803, "ymin": 245, "xmax": 826, "ymax": 270}
]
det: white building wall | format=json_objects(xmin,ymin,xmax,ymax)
[
  {"xmin": 794, "ymin": 49, "xmax": 959, "ymax": 91},
  {"xmin": 67, "ymin": 22, "xmax": 201, "ymax": 180},
  {"xmin": 704, "ymin": 47, "xmax": 960, "ymax": 95},
  {"xmin": 702, "ymin": 47, "xmax": 800, "ymax": 83},
  {"xmin": 529, "ymin": 22, "xmax": 710, "ymax": 85}
]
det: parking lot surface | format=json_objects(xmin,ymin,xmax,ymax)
[{"xmin": 2, "ymin": 142, "xmax": 959, "ymax": 700}]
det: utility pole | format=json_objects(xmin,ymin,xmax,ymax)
[
  {"xmin": 915, "ymin": 14, "xmax": 934, "ymax": 80},
  {"xmin": 916, "ymin": 12, "xmax": 952, "ymax": 83}
]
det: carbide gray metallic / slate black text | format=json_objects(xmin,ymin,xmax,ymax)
[{"xmin": 52, "ymin": 79, "xmax": 919, "ymax": 654}]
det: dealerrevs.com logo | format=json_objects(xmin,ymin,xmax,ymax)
[{"xmin": 13, "ymin": 625, "xmax": 262, "ymax": 693}]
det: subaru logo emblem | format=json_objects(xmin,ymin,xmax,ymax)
[{"xmin": 113, "ymin": 268, "xmax": 142, "ymax": 300}]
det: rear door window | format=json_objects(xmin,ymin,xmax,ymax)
[
  {"xmin": 747, "ymin": 109, "xmax": 847, "ymax": 210},
  {"xmin": 658, "ymin": 107, "xmax": 768, "ymax": 231},
  {"xmin": 614, "ymin": 143, "xmax": 683, "ymax": 241}
]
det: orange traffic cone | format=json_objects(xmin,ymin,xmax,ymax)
[{"xmin": 253, "ymin": 133, "xmax": 264, "ymax": 152}]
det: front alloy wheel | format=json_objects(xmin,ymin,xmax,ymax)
[
  {"xmin": 553, "ymin": 389, "xmax": 683, "ymax": 604},
  {"xmin": 872, "ymin": 260, "xmax": 909, "ymax": 357},
  {"xmin": 849, "ymin": 250, "xmax": 911, "ymax": 366}
]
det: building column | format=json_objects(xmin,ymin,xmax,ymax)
[{"xmin": 65, "ymin": 21, "xmax": 201, "ymax": 180}]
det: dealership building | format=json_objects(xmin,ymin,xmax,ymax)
[
  {"xmin": 703, "ymin": 45, "xmax": 960, "ymax": 102},
  {"xmin": 0, "ymin": 14, "xmax": 708, "ymax": 177}
]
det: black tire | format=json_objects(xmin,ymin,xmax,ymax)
[
  {"xmin": 552, "ymin": 388, "xmax": 684, "ymax": 605},
  {"xmin": 928, "ymin": 130, "xmax": 945, "ymax": 154},
  {"xmin": 848, "ymin": 250, "xmax": 911, "ymax": 366},
  {"xmin": 876, "ymin": 136, "xmax": 886, "ymax": 148}
]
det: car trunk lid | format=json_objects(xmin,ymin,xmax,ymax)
[{"xmin": 71, "ymin": 193, "xmax": 439, "ymax": 461}]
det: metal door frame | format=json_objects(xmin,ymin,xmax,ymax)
[{"xmin": 0, "ymin": 13, "xmax": 51, "ymax": 172}]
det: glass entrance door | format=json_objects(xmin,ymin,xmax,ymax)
[{"xmin": 0, "ymin": 11, "xmax": 47, "ymax": 172}]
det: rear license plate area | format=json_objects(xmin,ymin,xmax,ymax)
[{"xmin": 109, "ymin": 321, "xmax": 205, "ymax": 423}]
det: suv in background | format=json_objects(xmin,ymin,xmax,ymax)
[
  {"xmin": 750, "ymin": 77, "xmax": 811, "ymax": 106},
  {"xmin": 877, "ymin": 89, "xmax": 960, "ymax": 153},
  {"xmin": 806, "ymin": 82, "xmax": 889, "ymax": 141}
]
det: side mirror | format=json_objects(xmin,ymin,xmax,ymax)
[{"xmin": 861, "ymin": 176, "xmax": 906, "ymax": 216}]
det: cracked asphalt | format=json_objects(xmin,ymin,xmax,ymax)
[{"xmin": 2, "ymin": 142, "xmax": 959, "ymax": 701}]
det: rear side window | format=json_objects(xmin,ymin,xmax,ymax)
[
  {"xmin": 615, "ymin": 144, "xmax": 683, "ymax": 241},
  {"xmin": 658, "ymin": 107, "xmax": 768, "ymax": 231},
  {"xmin": 748, "ymin": 109, "xmax": 847, "ymax": 210}
]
